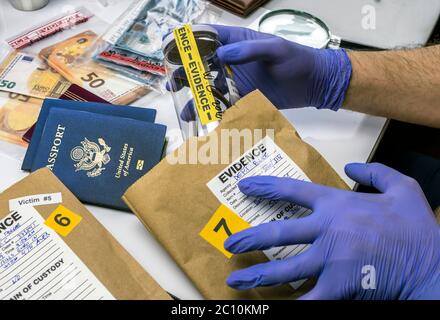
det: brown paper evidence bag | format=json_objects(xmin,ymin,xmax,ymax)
[
  {"xmin": 0, "ymin": 169, "xmax": 170, "ymax": 300},
  {"xmin": 123, "ymin": 90, "xmax": 349, "ymax": 299}
]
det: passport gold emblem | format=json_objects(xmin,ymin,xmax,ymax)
[
  {"xmin": 70, "ymin": 138, "xmax": 111, "ymax": 178},
  {"xmin": 136, "ymin": 160, "xmax": 144, "ymax": 170}
]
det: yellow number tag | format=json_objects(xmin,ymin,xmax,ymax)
[
  {"xmin": 200, "ymin": 205, "xmax": 250, "ymax": 258},
  {"xmin": 45, "ymin": 205, "xmax": 82, "ymax": 237}
]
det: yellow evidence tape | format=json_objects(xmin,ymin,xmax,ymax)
[{"xmin": 173, "ymin": 24, "xmax": 221, "ymax": 125}]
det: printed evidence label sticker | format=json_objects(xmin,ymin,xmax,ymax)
[
  {"xmin": 9, "ymin": 193, "xmax": 62, "ymax": 211},
  {"xmin": 0, "ymin": 206, "xmax": 114, "ymax": 300},
  {"xmin": 173, "ymin": 24, "xmax": 220, "ymax": 125},
  {"xmin": 207, "ymin": 136, "xmax": 312, "ymax": 289}
]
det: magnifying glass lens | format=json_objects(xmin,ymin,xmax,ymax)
[{"xmin": 259, "ymin": 10, "xmax": 331, "ymax": 49}]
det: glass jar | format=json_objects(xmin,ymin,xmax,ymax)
[
  {"xmin": 8, "ymin": 0, "xmax": 49, "ymax": 11},
  {"xmin": 162, "ymin": 25, "xmax": 240, "ymax": 139}
]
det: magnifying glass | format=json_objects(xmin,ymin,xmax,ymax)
[{"xmin": 259, "ymin": 9, "xmax": 341, "ymax": 49}]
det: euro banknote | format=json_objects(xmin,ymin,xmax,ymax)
[
  {"xmin": 96, "ymin": 47, "xmax": 165, "ymax": 76},
  {"xmin": 0, "ymin": 91, "xmax": 43, "ymax": 146},
  {"xmin": 39, "ymin": 30, "xmax": 149, "ymax": 105},
  {"xmin": 0, "ymin": 51, "xmax": 70, "ymax": 99}
]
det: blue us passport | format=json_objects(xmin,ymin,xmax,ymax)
[
  {"xmin": 30, "ymin": 108, "xmax": 167, "ymax": 211},
  {"xmin": 22, "ymin": 99, "xmax": 157, "ymax": 171}
]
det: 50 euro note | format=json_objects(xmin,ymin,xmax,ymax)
[
  {"xmin": 0, "ymin": 91, "xmax": 43, "ymax": 146},
  {"xmin": 39, "ymin": 31, "xmax": 149, "ymax": 105},
  {"xmin": 0, "ymin": 51, "xmax": 71, "ymax": 99}
]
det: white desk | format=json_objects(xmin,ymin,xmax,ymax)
[
  {"xmin": 264, "ymin": 0, "xmax": 440, "ymax": 49},
  {"xmin": 0, "ymin": 0, "xmax": 395, "ymax": 300}
]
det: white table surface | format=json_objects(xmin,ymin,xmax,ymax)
[
  {"xmin": 264, "ymin": 0, "xmax": 440, "ymax": 49},
  {"xmin": 0, "ymin": 0, "xmax": 395, "ymax": 300}
]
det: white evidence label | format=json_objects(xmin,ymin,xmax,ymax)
[
  {"xmin": 0, "ymin": 206, "xmax": 115, "ymax": 300},
  {"xmin": 9, "ymin": 193, "xmax": 62, "ymax": 211},
  {"xmin": 207, "ymin": 136, "xmax": 312, "ymax": 289}
]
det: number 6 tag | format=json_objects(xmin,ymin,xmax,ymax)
[
  {"xmin": 200, "ymin": 205, "xmax": 250, "ymax": 258},
  {"xmin": 45, "ymin": 205, "xmax": 82, "ymax": 237}
]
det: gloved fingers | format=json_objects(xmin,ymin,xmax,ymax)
[
  {"xmin": 238, "ymin": 176, "xmax": 338, "ymax": 209},
  {"xmin": 298, "ymin": 272, "xmax": 343, "ymax": 300},
  {"xmin": 166, "ymin": 25, "xmax": 271, "ymax": 45},
  {"xmin": 166, "ymin": 67, "xmax": 188, "ymax": 92},
  {"xmin": 297, "ymin": 283, "xmax": 336, "ymax": 300},
  {"xmin": 217, "ymin": 38, "xmax": 285, "ymax": 65},
  {"xmin": 212, "ymin": 71, "xmax": 229, "ymax": 95},
  {"xmin": 180, "ymin": 100, "xmax": 197, "ymax": 122},
  {"xmin": 224, "ymin": 216, "xmax": 320, "ymax": 254},
  {"xmin": 226, "ymin": 246, "xmax": 322, "ymax": 290},
  {"xmin": 166, "ymin": 81, "xmax": 186, "ymax": 92},
  {"xmin": 166, "ymin": 66, "xmax": 229, "ymax": 98},
  {"xmin": 209, "ymin": 24, "xmax": 273, "ymax": 45},
  {"xmin": 345, "ymin": 162, "xmax": 417, "ymax": 193}
]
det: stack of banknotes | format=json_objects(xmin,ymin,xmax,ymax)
[
  {"xmin": 0, "ymin": 91, "xmax": 44, "ymax": 146},
  {"xmin": 0, "ymin": 0, "xmax": 207, "ymax": 147},
  {"xmin": 0, "ymin": 31, "xmax": 150, "ymax": 146},
  {"xmin": 0, "ymin": 47, "xmax": 143, "ymax": 145},
  {"xmin": 94, "ymin": 0, "xmax": 207, "ymax": 86},
  {"xmin": 38, "ymin": 30, "xmax": 150, "ymax": 104},
  {"xmin": 0, "ymin": 50, "xmax": 71, "ymax": 146}
]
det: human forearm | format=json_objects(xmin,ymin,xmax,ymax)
[{"xmin": 343, "ymin": 46, "xmax": 440, "ymax": 128}]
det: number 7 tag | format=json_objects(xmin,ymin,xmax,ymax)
[{"xmin": 200, "ymin": 205, "xmax": 250, "ymax": 258}]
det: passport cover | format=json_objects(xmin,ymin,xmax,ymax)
[
  {"xmin": 22, "ymin": 99, "xmax": 157, "ymax": 171},
  {"xmin": 23, "ymin": 84, "xmax": 112, "ymax": 143},
  {"xmin": 59, "ymin": 83, "xmax": 110, "ymax": 104},
  {"xmin": 30, "ymin": 108, "xmax": 166, "ymax": 211}
]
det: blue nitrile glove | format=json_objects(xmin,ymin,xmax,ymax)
[
  {"xmin": 225, "ymin": 163, "xmax": 440, "ymax": 300},
  {"xmin": 212, "ymin": 25, "xmax": 352, "ymax": 111}
]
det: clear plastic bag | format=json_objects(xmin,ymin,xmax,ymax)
[
  {"xmin": 112, "ymin": 0, "xmax": 207, "ymax": 60},
  {"xmin": 0, "ymin": 43, "xmax": 46, "ymax": 149},
  {"xmin": 0, "ymin": 7, "xmax": 151, "ymax": 152},
  {"xmin": 3, "ymin": 6, "xmax": 152, "ymax": 103},
  {"xmin": 93, "ymin": 0, "xmax": 221, "ymax": 91},
  {"xmin": 5, "ymin": 7, "xmax": 106, "ymax": 56}
]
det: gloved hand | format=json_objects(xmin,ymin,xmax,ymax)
[
  {"xmin": 213, "ymin": 25, "xmax": 352, "ymax": 110},
  {"xmin": 225, "ymin": 163, "xmax": 440, "ymax": 300},
  {"xmin": 166, "ymin": 64, "xmax": 231, "ymax": 122}
]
